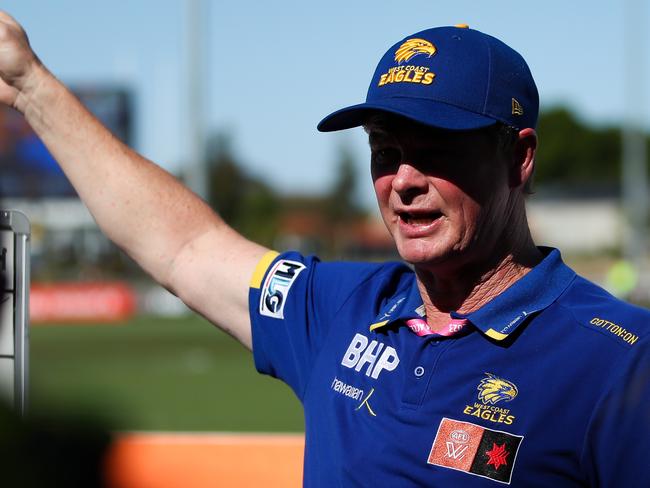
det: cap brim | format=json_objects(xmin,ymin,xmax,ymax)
[{"xmin": 317, "ymin": 98, "xmax": 498, "ymax": 132}]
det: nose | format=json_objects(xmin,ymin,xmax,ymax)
[{"xmin": 391, "ymin": 162, "xmax": 428, "ymax": 202}]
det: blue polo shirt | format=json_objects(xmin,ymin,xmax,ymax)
[{"xmin": 249, "ymin": 248, "xmax": 650, "ymax": 487}]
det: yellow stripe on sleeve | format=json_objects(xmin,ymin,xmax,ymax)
[{"xmin": 250, "ymin": 250, "xmax": 280, "ymax": 289}]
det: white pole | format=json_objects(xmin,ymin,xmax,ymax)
[
  {"xmin": 622, "ymin": 0, "xmax": 648, "ymax": 297},
  {"xmin": 185, "ymin": 0, "xmax": 208, "ymax": 200}
]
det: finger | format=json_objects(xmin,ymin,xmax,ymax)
[
  {"xmin": 0, "ymin": 11, "xmax": 18, "ymax": 26},
  {"xmin": 0, "ymin": 13, "xmax": 26, "ymax": 40}
]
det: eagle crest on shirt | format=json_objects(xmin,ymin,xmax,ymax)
[{"xmin": 477, "ymin": 373, "xmax": 518, "ymax": 405}]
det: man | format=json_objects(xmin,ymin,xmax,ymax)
[{"xmin": 0, "ymin": 13, "xmax": 649, "ymax": 487}]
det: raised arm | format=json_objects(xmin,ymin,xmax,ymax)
[{"xmin": 0, "ymin": 12, "xmax": 268, "ymax": 348}]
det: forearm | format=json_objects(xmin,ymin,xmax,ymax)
[
  {"xmin": 0, "ymin": 10, "xmax": 265, "ymax": 345},
  {"xmin": 20, "ymin": 66, "xmax": 224, "ymax": 286}
]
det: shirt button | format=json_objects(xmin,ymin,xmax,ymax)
[
  {"xmin": 431, "ymin": 340, "xmax": 440, "ymax": 347},
  {"xmin": 414, "ymin": 366, "xmax": 425, "ymax": 377}
]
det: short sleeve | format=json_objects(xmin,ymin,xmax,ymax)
[
  {"xmin": 248, "ymin": 250, "xmax": 387, "ymax": 400},
  {"xmin": 581, "ymin": 335, "xmax": 650, "ymax": 487}
]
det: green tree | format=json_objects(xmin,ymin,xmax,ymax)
[
  {"xmin": 326, "ymin": 144, "xmax": 365, "ymax": 224},
  {"xmin": 535, "ymin": 107, "xmax": 623, "ymax": 187},
  {"xmin": 206, "ymin": 132, "xmax": 280, "ymax": 247},
  {"xmin": 207, "ymin": 133, "xmax": 246, "ymax": 224}
]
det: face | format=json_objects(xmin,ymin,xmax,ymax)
[{"xmin": 369, "ymin": 117, "xmax": 514, "ymax": 275}]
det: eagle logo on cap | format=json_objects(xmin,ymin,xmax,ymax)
[
  {"xmin": 394, "ymin": 38, "xmax": 437, "ymax": 64},
  {"xmin": 477, "ymin": 373, "xmax": 518, "ymax": 405}
]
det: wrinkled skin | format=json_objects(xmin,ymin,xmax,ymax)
[
  {"xmin": 371, "ymin": 120, "xmax": 511, "ymax": 272},
  {"xmin": 368, "ymin": 115, "xmax": 540, "ymax": 317}
]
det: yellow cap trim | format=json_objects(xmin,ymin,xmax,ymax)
[
  {"xmin": 455, "ymin": 23, "xmax": 470, "ymax": 29},
  {"xmin": 250, "ymin": 250, "xmax": 280, "ymax": 289},
  {"xmin": 485, "ymin": 328, "xmax": 509, "ymax": 341},
  {"xmin": 369, "ymin": 320, "xmax": 389, "ymax": 332}
]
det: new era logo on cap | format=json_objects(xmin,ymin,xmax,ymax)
[
  {"xmin": 428, "ymin": 417, "xmax": 523, "ymax": 484},
  {"xmin": 512, "ymin": 98, "xmax": 524, "ymax": 116},
  {"xmin": 318, "ymin": 25, "xmax": 538, "ymax": 132}
]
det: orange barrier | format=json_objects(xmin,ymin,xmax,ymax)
[{"xmin": 106, "ymin": 432, "xmax": 305, "ymax": 488}]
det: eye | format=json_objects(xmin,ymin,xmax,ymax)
[{"xmin": 371, "ymin": 147, "xmax": 401, "ymax": 168}]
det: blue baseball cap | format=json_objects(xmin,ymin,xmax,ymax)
[{"xmin": 317, "ymin": 25, "xmax": 538, "ymax": 132}]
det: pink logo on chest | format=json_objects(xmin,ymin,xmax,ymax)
[{"xmin": 405, "ymin": 318, "xmax": 468, "ymax": 337}]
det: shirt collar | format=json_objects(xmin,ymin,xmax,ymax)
[
  {"xmin": 369, "ymin": 278, "xmax": 424, "ymax": 332},
  {"xmin": 369, "ymin": 247, "xmax": 576, "ymax": 341}
]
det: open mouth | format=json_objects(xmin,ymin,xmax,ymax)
[{"xmin": 398, "ymin": 211, "xmax": 443, "ymax": 226}]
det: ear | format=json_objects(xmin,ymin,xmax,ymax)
[{"xmin": 510, "ymin": 128, "xmax": 537, "ymax": 189}]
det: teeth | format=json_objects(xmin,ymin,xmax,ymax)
[
  {"xmin": 409, "ymin": 217, "xmax": 434, "ymax": 225},
  {"xmin": 401, "ymin": 213, "xmax": 441, "ymax": 225}
]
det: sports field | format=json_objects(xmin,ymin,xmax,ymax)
[{"xmin": 29, "ymin": 315, "xmax": 304, "ymax": 433}]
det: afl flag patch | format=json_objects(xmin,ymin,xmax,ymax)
[
  {"xmin": 260, "ymin": 259, "xmax": 305, "ymax": 319},
  {"xmin": 428, "ymin": 418, "xmax": 523, "ymax": 484}
]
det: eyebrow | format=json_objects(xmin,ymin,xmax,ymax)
[{"xmin": 367, "ymin": 130, "xmax": 393, "ymax": 147}]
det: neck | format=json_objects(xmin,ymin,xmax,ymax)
[{"xmin": 415, "ymin": 227, "xmax": 542, "ymax": 331}]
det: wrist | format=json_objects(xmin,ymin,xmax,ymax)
[{"xmin": 14, "ymin": 60, "xmax": 55, "ymax": 115}]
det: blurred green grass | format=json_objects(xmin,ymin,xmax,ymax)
[{"xmin": 29, "ymin": 315, "xmax": 304, "ymax": 432}]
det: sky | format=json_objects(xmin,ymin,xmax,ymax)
[{"xmin": 3, "ymin": 0, "xmax": 649, "ymax": 209}]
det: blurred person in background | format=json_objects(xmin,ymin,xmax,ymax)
[{"xmin": 1, "ymin": 11, "xmax": 649, "ymax": 487}]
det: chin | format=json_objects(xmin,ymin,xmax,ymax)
[
  {"xmin": 395, "ymin": 236, "xmax": 471, "ymax": 275},
  {"xmin": 396, "ymin": 238, "xmax": 448, "ymax": 266}
]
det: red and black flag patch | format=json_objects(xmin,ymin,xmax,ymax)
[{"xmin": 428, "ymin": 417, "xmax": 523, "ymax": 484}]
